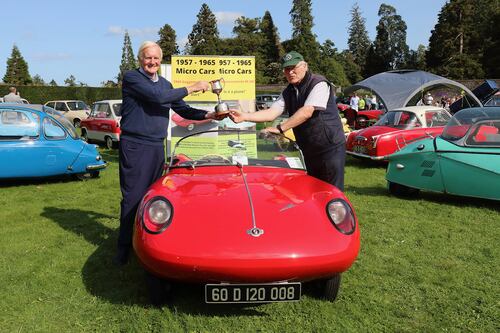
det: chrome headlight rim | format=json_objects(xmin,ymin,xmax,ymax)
[
  {"xmin": 141, "ymin": 196, "xmax": 174, "ymax": 234},
  {"xmin": 326, "ymin": 199, "xmax": 356, "ymax": 235}
]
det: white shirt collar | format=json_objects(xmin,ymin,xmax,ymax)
[{"xmin": 139, "ymin": 67, "xmax": 159, "ymax": 82}]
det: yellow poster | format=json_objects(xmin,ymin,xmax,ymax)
[{"xmin": 171, "ymin": 55, "xmax": 255, "ymax": 102}]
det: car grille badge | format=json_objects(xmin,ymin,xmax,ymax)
[{"xmin": 247, "ymin": 227, "xmax": 264, "ymax": 237}]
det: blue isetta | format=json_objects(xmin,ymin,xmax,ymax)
[{"xmin": 0, "ymin": 104, "xmax": 107, "ymax": 179}]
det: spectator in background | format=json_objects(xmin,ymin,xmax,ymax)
[
  {"xmin": 358, "ymin": 96, "xmax": 365, "ymax": 110},
  {"xmin": 365, "ymin": 95, "xmax": 372, "ymax": 110},
  {"xmin": 3, "ymin": 86, "xmax": 22, "ymax": 103},
  {"xmin": 350, "ymin": 92, "xmax": 359, "ymax": 112},
  {"xmin": 370, "ymin": 94, "xmax": 378, "ymax": 110}
]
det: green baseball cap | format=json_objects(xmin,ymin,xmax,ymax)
[{"xmin": 281, "ymin": 51, "xmax": 304, "ymax": 69}]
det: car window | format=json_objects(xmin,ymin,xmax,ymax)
[
  {"xmin": 425, "ymin": 109, "xmax": 451, "ymax": 127},
  {"xmin": 43, "ymin": 117, "xmax": 66, "ymax": 139},
  {"xmin": 112, "ymin": 103, "xmax": 122, "ymax": 116},
  {"xmin": 67, "ymin": 101, "xmax": 88, "ymax": 111},
  {"xmin": 46, "ymin": 102, "xmax": 55, "ymax": 108},
  {"xmin": 55, "ymin": 102, "xmax": 69, "ymax": 112},
  {"xmin": 375, "ymin": 111, "xmax": 418, "ymax": 129},
  {"xmin": 94, "ymin": 103, "xmax": 111, "ymax": 118},
  {"xmin": 42, "ymin": 106, "xmax": 78, "ymax": 139},
  {"xmin": 0, "ymin": 110, "xmax": 40, "ymax": 140},
  {"xmin": 466, "ymin": 121, "xmax": 500, "ymax": 146}
]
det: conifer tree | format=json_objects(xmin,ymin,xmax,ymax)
[
  {"xmin": 3, "ymin": 45, "xmax": 32, "ymax": 85},
  {"xmin": 186, "ymin": 3, "xmax": 220, "ymax": 55},
  {"xmin": 347, "ymin": 3, "xmax": 371, "ymax": 73},
  {"xmin": 260, "ymin": 11, "xmax": 283, "ymax": 65},
  {"xmin": 49, "ymin": 79, "xmax": 58, "ymax": 87},
  {"xmin": 117, "ymin": 31, "xmax": 136, "ymax": 83},
  {"xmin": 64, "ymin": 75, "xmax": 77, "ymax": 87},
  {"xmin": 284, "ymin": 0, "xmax": 321, "ymax": 71},
  {"xmin": 157, "ymin": 24, "xmax": 179, "ymax": 63}
]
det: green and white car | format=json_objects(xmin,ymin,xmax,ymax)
[{"xmin": 386, "ymin": 107, "xmax": 500, "ymax": 201}]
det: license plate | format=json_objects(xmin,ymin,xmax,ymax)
[
  {"xmin": 205, "ymin": 282, "xmax": 301, "ymax": 303},
  {"xmin": 353, "ymin": 145, "xmax": 367, "ymax": 154}
]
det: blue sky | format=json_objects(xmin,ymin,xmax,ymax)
[{"xmin": 1, "ymin": 0, "xmax": 447, "ymax": 87}]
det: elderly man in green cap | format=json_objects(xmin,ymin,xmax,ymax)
[{"xmin": 230, "ymin": 51, "xmax": 346, "ymax": 191}]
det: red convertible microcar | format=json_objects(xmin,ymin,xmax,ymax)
[
  {"xmin": 133, "ymin": 129, "xmax": 360, "ymax": 305},
  {"xmin": 346, "ymin": 106, "xmax": 452, "ymax": 161}
]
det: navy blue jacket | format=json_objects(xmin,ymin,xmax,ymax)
[
  {"xmin": 120, "ymin": 69, "xmax": 208, "ymax": 144},
  {"xmin": 282, "ymin": 71, "xmax": 345, "ymax": 158}
]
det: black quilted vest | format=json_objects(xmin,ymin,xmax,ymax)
[{"xmin": 282, "ymin": 72, "xmax": 345, "ymax": 158}]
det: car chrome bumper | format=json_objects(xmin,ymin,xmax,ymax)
[
  {"xmin": 87, "ymin": 161, "xmax": 108, "ymax": 171},
  {"xmin": 346, "ymin": 150, "xmax": 386, "ymax": 160}
]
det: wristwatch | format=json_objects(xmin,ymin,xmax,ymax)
[{"xmin": 277, "ymin": 123, "xmax": 284, "ymax": 134}]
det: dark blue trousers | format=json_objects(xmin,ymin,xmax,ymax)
[
  {"xmin": 304, "ymin": 143, "xmax": 345, "ymax": 191},
  {"xmin": 118, "ymin": 138, "xmax": 165, "ymax": 248}
]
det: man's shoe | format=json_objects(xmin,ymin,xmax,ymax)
[{"xmin": 112, "ymin": 246, "xmax": 130, "ymax": 266}]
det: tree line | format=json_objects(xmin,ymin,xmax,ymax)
[{"xmin": 3, "ymin": 0, "xmax": 499, "ymax": 88}]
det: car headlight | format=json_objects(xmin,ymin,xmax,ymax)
[
  {"xmin": 142, "ymin": 197, "xmax": 173, "ymax": 234},
  {"xmin": 326, "ymin": 199, "xmax": 356, "ymax": 235}
]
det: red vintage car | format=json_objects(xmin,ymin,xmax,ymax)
[
  {"xmin": 171, "ymin": 112, "xmax": 213, "ymax": 131},
  {"xmin": 133, "ymin": 129, "xmax": 360, "ymax": 305},
  {"xmin": 343, "ymin": 107, "xmax": 385, "ymax": 129},
  {"xmin": 346, "ymin": 106, "xmax": 452, "ymax": 161},
  {"xmin": 81, "ymin": 100, "xmax": 121, "ymax": 149}
]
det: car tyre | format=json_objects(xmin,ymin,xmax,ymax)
[
  {"xmin": 323, "ymin": 274, "xmax": 341, "ymax": 301},
  {"xmin": 145, "ymin": 271, "xmax": 172, "ymax": 307},
  {"xmin": 75, "ymin": 171, "xmax": 99, "ymax": 180},
  {"xmin": 388, "ymin": 181, "xmax": 420, "ymax": 197},
  {"xmin": 73, "ymin": 119, "xmax": 81, "ymax": 128},
  {"xmin": 81, "ymin": 129, "xmax": 88, "ymax": 142},
  {"xmin": 105, "ymin": 136, "xmax": 114, "ymax": 149}
]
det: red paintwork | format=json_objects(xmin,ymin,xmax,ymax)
[
  {"xmin": 133, "ymin": 166, "xmax": 360, "ymax": 283},
  {"xmin": 346, "ymin": 124, "xmax": 445, "ymax": 161},
  {"xmin": 81, "ymin": 117, "xmax": 120, "ymax": 133},
  {"xmin": 343, "ymin": 107, "xmax": 384, "ymax": 129},
  {"xmin": 171, "ymin": 113, "xmax": 212, "ymax": 128}
]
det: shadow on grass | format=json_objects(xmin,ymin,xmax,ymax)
[
  {"xmin": 41, "ymin": 206, "xmax": 307, "ymax": 315},
  {"xmin": 99, "ymin": 149, "xmax": 120, "ymax": 163},
  {"xmin": 345, "ymin": 184, "xmax": 389, "ymax": 197},
  {"xmin": 345, "ymin": 156, "xmax": 387, "ymax": 170},
  {"xmin": 0, "ymin": 175, "xmax": 90, "ymax": 188}
]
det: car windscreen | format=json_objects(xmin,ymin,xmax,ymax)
[
  {"xmin": 42, "ymin": 106, "xmax": 78, "ymax": 139},
  {"xmin": 67, "ymin": 101, "xmax": 89, "ymax": 111},
  {"xmin": 374, "ymin": 111, "xmax": 419, "ymax": 129},
  {"xmin": 441, "ymin": 108, "xmax": 497, "ymax": 141},
  {"xmin": 170, "ymin": 129, "xmax": 305, "ymax": 170},
  {"xmin": 113, "ymin": 103, "xmax": 122, "ymax": 116}
]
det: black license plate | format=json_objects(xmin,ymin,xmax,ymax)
[{"xmin": 205, "ymin": 282, "xmax": 301, "ymax": 303}]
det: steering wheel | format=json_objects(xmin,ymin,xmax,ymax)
[{"xmin": 198, "ymin": 154, "xmax": 232, "ymax": 164}]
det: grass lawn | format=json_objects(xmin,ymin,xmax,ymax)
[{"xmin": 0, "ymin": 149, "xmax": 498, "ymax": 332}]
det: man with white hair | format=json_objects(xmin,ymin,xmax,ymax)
[
  {"xmin": 3, "ymin": 86, "xmax": 22, "ymax": 103},
  {"xmin": 230, "ymin": 51, "xmax": 346, "ymax": 191},
  {"xmin": 114, "ymin": 41, "xmax": 224, "ymax": 265}
]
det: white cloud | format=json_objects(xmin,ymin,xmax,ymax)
[
  {"xmin": 215, "ymin": 11, "xmax": 243, "ymax": 25},
  {"xmin": 106, "ymin": 26, "xmax": 158, "ymax": 37}
]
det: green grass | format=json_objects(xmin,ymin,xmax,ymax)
[{"xmin": 0, "ymin": 150, "xmax": 498, "ymax": 332}]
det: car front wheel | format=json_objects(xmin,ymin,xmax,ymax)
[
  {"xmin": 105, "ymin": 136, "xmax": 114, "ymax": 149},
  {"xmin": 388, "ymin": 181, "xmax": 420, "ymax": 197},
  {"xmin": 323, "ymin": 274, "xmax": 341, "ymax": 301},
  {"xmin": 73, "ymin": 119, "xmax": 81, "ymax": 128},
  {"xmin": 81, "ymin": 129, "xmax": 88, "ymax": 142}
]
